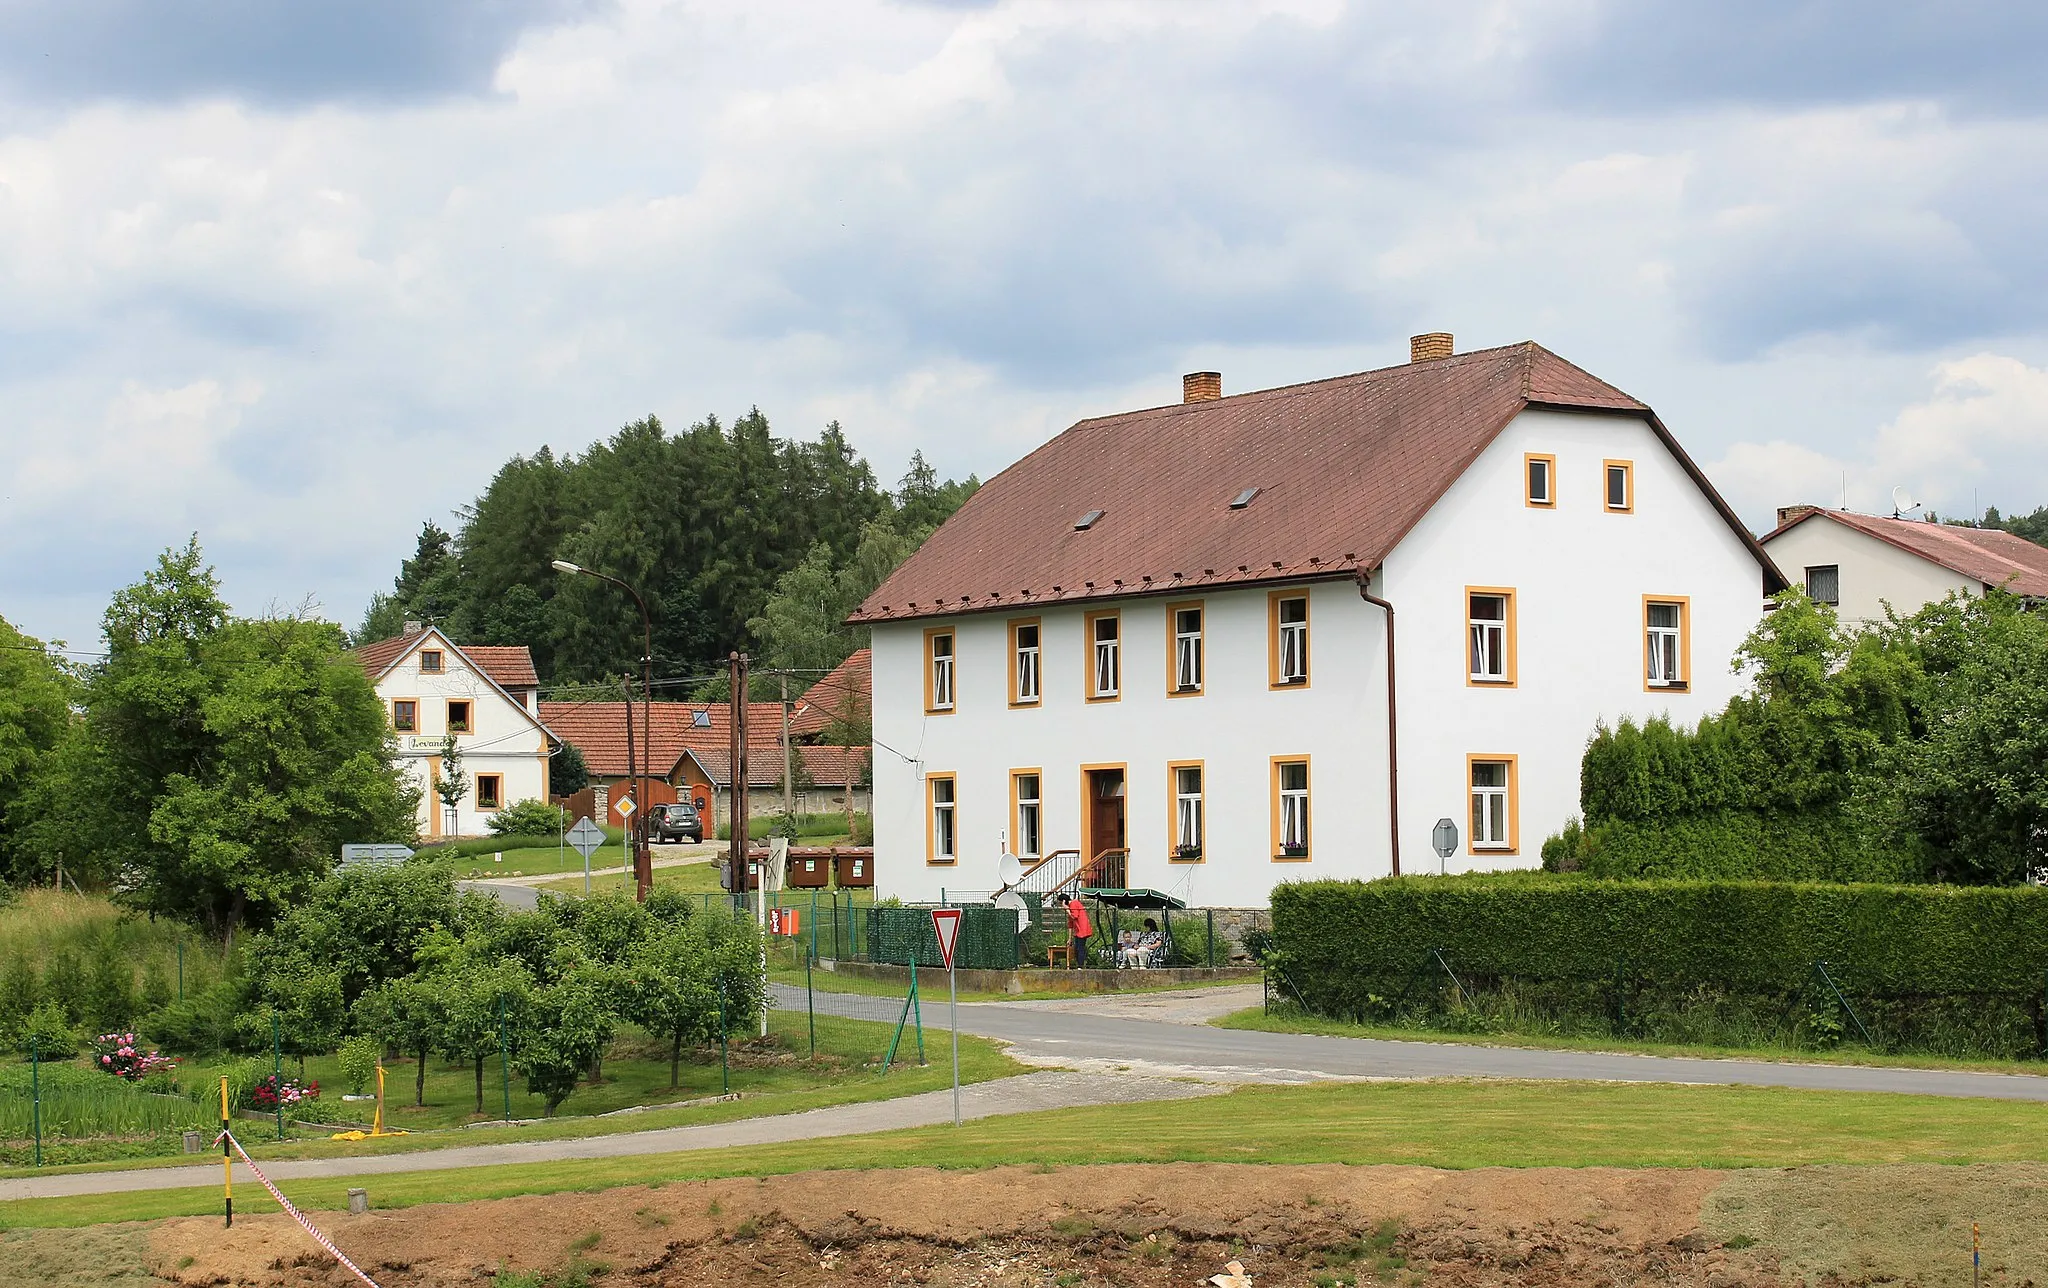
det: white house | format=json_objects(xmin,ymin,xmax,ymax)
[
  {"xmin": 353, "ymin": 625, "xmax": 558, "ymax": 839},
  {"xmin": 851, "ymin": 336, "xmax": 1786, "ymax": 908},
  {"xmin": 1761, "ymin": 506, "xmax": 2048, "ymax": 626}
]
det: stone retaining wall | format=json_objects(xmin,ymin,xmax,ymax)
[{"xmin": 825, "ymin": 960, "xmax": 1259, "ymax": 996}]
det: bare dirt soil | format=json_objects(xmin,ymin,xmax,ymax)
[{"xmin": 9, "ymin": 1162, "xmax": 2040, "ymax": 1288}]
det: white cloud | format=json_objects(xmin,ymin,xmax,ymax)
[
  {"xmin": 1707, "ymin": 353, "xmax": 2048, "ymax": 523},
  {"xmin": 4, "ymin": 0, "xmax": 2048, "ymax": 648}
]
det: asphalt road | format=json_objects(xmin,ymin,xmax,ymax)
[{"xmin": 787, "ymin": 983, "xmax": 2048, "ymax": 1102}]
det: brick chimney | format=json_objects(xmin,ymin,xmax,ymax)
[
  {"xmin": 1410, "ymin": 333, "xmax": 1454, "ymax": 362},
  {"xmin": 1776, "ymin": 504, "xmax": 1821, "ymax": 529},
  {"xmin": 1183, "ymin": 372, "xmax": 1222, "ymax": 403}
]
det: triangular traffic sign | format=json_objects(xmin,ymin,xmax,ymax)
[{"xmin": 930, "ymin": 907, "xmax": 963, "ymax": 972}]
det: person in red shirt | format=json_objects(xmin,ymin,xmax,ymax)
[{"xmin": 1065, "ymin": 895, "xmax": 1093, "ymax": 968}]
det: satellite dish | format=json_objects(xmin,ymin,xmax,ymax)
[
  {"xmin": 996, "ymin": 852, "xmax": 1024, "ymax": 890},
  {"xmin": 1891, "ymin": 486, "xmax": 1919, "ymax": 518},
  {"xmin": 993, "ymin": 890, "xmax": 1030, "ymax": 934}
]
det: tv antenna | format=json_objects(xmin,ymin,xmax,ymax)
[{"xmin": 1891, "ymin": 486, "xmax": 1920, "ymax": 520}]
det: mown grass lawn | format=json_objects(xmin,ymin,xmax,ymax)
[
  {"xmin": 0, "ymin": 1011, "xmax": 1021, "ymax": 1183},
  {"xmin": 13, "ymin": 1077, "xmax": 2048, "ymax": 1229},
  {"xmin": 1216, "ymin": 1007, "xmax": 2048, "ymax": 1077}
]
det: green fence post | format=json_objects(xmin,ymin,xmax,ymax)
[
  {"xmin": 177, "ymin": 939, "xmax": 185, "ymax": 1002},
  {"xmin": 806, "ymin": 942, "xmax": 817, "ymax": 1059},
  {"xmin": 810, "ymin": 891, "xmax": 818, "ymax": 966},
  {"xmin": 718, "ymin": 982, "xmax": 729, "ymax": 1095},
  {"xmin": 1206, "ymin": 908, "xmax": 1216, "ymax": 968},
  {"xmin": 909, "ymin": 949, "xmax": 926, "ymax": 1065},
  {"xmin": 272, "ymin": 1013, "xmax": 284, "ymax": 1140},
  {"xmin": 499, "ymin": 996, "xmax": 511, "ymax": 1123},
  {"xmin": 29, "ymin": 1034, "xmax": 41, "ymax": 1168}
]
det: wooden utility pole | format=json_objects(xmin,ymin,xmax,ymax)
[
  {"xmin": 727, "ymin": 652, "xmax": 750, "ymax": 886},
  {"xmin": 780, "ymin": 672, "xmax": 794, "ymax": 821}
]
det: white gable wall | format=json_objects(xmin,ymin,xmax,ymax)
[
  {"xmin": 1760, "ymin": 518, "xmax": 1977, "ymax": 627},
  {"xmin": 1383, "ymin": 408, "xmax": 1765, "ymax": 873},
  {"xmin": 371, "ymin": 637, "xmax": 552, "ymax": 839}
]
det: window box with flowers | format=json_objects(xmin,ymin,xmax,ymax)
[
  {"xmin": 1277, "ymin": 842, "xmax": 1309, "ymax": 859},
  {"xmin": 1172, "ymin": 844, "xmax": 1203, "ymax": 861}
]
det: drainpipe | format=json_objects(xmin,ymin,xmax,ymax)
[{"xmin": 1356, "ymin": 572, "xmax": 1401, "ymax": 877}]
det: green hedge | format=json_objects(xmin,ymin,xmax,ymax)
[
  {"xmin": 1273, "ymin": 876, "xmax": 2048, "ymax": 1004},
  {"xmin": 1562, "ymin": 814, "xmax": 1912, "ymax": 883}
]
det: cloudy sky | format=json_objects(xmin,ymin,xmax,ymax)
[{"xmin": 5, "ymin": 0, "xmax": 2048, "ymax": 648}]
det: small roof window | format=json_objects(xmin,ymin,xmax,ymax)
[
  {"xmin": 692, "ymin": 710, "xmax": 712, "ymax": 728},
  {"xmin": 1073, "ymin": 509, "xmax": 1105, "ymax": 531},
  {"xmin": 1230, "ymin": 487, "xmax": 1260, "ymax": 510}
]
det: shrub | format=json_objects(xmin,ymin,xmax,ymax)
[
  {"xmin": 90, "ymin": 1032, "xmax": 178, "ymax": 1081},
  {"xmin": 147, "ymin": 980, "xmax": 266, "ymax": 1056},
  {"xmin": 489, "ymin": 800, "xmax": 568, "ymax": 837},
  {"xmin": 338, "ymin": 1034, "xmax": 381, "ymax": 1096},
  {"xmin": 248, "ymin": 1072, "xmax": 320, "ymax": 1110},
  {"xmin": 17, "ymin": 999, "xmax": 78, "ymax": 1057},
  {"xmin": 1272, "ymin": 876, "xmax": 2048, "ymax": 1057}
]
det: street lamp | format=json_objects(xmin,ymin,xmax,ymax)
[{"xmin": 552, "ymin": 559, "xmax": 655, "ymax": 902}]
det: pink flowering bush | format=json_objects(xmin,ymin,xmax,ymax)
[
  {"xmin": 249, "ymin": 1073, "xmax": 320, "ymax": 1110},
  {"xmin": 91, "ymin": 1033, "xmax": 179, "ymax": 1081}
]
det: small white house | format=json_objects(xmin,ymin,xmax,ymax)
[
  {"xmin": 851, "ymin": 336, "xmax": 1786, "ymax": 908},
  {"xmin": 1761, "ymin": 506, "xmax": 2048, "ymax": 626},
  {"xmin": 353, "ymin": 625, "xmax": 558, "ymax": 839}
]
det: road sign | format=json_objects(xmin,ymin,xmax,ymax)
[
  {"xmin": 930, "ymin": 907, "xmax": 963, "ymax": 971},
  {"xmin": 567, "ymin": 817, "xmax": 605, "ymax": 859},
  {"xmin": 929, "ymin": 906, "xmax": 965, "ymax": 1127},
  {"xmin": 613, "ymin": 795, "xmax": 636, "ymax": 821},
  {"xmin": 1432, "ymin": 818, "xmax": 1459, "ymax": 859},
  {"xmin": 341, "ymin": 843, "xmax": 414, "ymax": 865}
]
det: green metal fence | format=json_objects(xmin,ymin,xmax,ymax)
[{"xmin": 864, "ymin": 905, "xmax": 1021, "ymax": 970}]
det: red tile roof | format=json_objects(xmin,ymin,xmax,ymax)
[
  {"xmin": 539, "ymin": 700, "xmax": 789, "ymax": 779},
  {"xmin": 789, "ymin": 649, "xmax": 870, "ymax": 738},
  {"xmin": 351, "ymin": 629, "xmax": 539, "ymax": 691},
  {"xmin": 851, "ymin": 342, "xmax": 1782, "ymax": 623},
  {"xmin": 1767, "ymin": 509, "xmax": 2048, "ymax": 598},
  {"xmin": 690, "ymin": 744, "xmax": 869, "ymax": 789}
]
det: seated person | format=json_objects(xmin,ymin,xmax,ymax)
[{"xmin": 1117, "ymin": 918, "xmax": 1167, "ymax": 968}]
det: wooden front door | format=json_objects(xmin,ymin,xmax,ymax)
[{"xmin": 1085, "ymin": 768, "xmax": 1126, "ymax": 885}]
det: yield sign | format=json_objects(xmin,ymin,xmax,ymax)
[
  {"xmin": 930, "ymin": 907, "xmax": 963, "ymax": 972},
  {"xmin": 566, "ymin": 817, "xmax": 605, "ymax": 859}
]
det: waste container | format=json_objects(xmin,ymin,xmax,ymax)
[
  {"xmin": 833, "ymin": 851, "xmax": 875, "ymax": 888},
  {"xmin": 787, "ymin": 853, "xmax": 829, "ymax": 888}
]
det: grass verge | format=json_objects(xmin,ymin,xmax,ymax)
[
  {"xmin": 1215, "ymin": 1007, "xmax": 2048, "ymax": 1076},
  {"xmin": 10, "ymin": 1078, "xmax": 2048, "ymax": 1229}
]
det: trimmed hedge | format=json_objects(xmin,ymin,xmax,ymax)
[
  {"xmin": 1565, "ymin": 814, "xmax": 1913, "ymax": 883},
  {"xmin": 1272, "ymin": 876, "xmax": 2048, "ymax": 1006}
]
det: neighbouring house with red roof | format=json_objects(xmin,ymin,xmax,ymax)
[
  {"xmin": 1762, "ymin": 506, "xmax": 2048, "ymax": 625},
  {"xmin": 352, "ymin": 624, "xmax": 559, "ymax": 839},
  {"xmin": 851, "ymin": 335, "xmax": 1786, "ymax": 908},
  {"xmin": 789, "ymin": 648, "xmax": 870, "ymax": 741},
  {"xmin": 538, "ymin": 699, "xmax": 872, "ymax": 833}
]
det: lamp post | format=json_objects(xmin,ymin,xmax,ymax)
[{"xmin": 552, "ymin": 559, "xmax": 655, "ymax": 902}]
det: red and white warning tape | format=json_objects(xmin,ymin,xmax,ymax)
[{"xmin": 218, "ymin": 1131, "xmax": 385, "ymax": 1288}]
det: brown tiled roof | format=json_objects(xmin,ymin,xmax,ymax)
[
  {"xmin": 789, "ymin": 649, "xmax": 870, "ymax": 739},
  {"xmin": 851, "ymin": 342, "xmax": 1782, "ymax": 623},
  {"xmin": 351, "ymin": 629, "xmax": 539, "ymax": 691},
  {"xmin": 539, "ymin": 700, "xmax": 790, "ymax": 779},
  {"xmin": 689, "ymin": 744, "xmax": 870, "ymax": 789},
  {"xmin": 1766, "ymin": 509, "xmax": 2048, "ymax": 598}
]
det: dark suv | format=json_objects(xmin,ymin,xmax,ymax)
[{"xmin": 649, "ymin": 801, "xmax": 704, "ymax": 844}]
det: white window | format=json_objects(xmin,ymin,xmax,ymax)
[
  {"xmin": 1605, "ymin": 462, "xmax": 1633, "ymax": 512},
  {"xmin": 1471, "ymin": 760, "xmax": 1511, "ymax": 849},
  {"xmin": 1173, "ymin": 606, "xmax": 1203, "ymax": 692},
  {"xmin": 1173, "ymin": 765, "xmax": 1203, "ymax": 857},
  {"xmin": 1805, "ymin": 565, "xmax": 1840, "ymax": 606},
  {"xmin": 1468, "ymin": 592, "xmax": 1510, "ymax": 682},
  {"xmin": 1013, "ymin": 622, "xmax": 1040, "ymax": 703},
  {"xmin": 1275, "ymin": 596, "xmax": 1308, "ymax": 685},
  {"xmin": 1647, "ymin": 602, "xmax": 1684, "ymax": 686},
  {"xmin": 1277, "ymin": 760, "xmax": 1309, "ymax": 856},
  {"xmin": 1013, "ymin": 773, "xmax": 1041, "ymax": 858},
  {"xmin": 1526, "ymin": 454, "xmax": 1555, "ymax": 506},
  {"xmin": 1091, "ymin": 614, "xmax": 1121, "ymax": 698},
  {"xmin": 929, "ymin": 776, "xmax": 956, "ymax": 863},
  {"xmin": 929, "ymin": 632, "xmax": 954, "ymax": 710}
]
